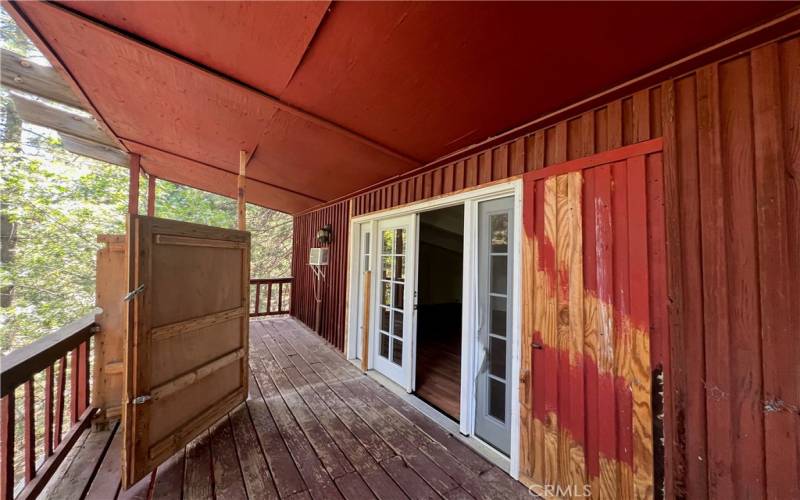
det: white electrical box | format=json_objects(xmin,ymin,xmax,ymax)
[{"xmin": 309, "ymin": 247, "xmax": 329, "ymax": 266}]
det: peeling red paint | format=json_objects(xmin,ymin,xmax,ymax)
[
  {"xmin": 524, "ymin": 150, "xmax": 664, "ymax": 486},
  {"xmin": 532, "ymin": 352, "xmax": 635, "ymax": 473}
]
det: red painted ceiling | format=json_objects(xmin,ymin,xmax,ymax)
[{"xmin": 10, "ymin": 1, "xmax": 793, "ymax": 213}]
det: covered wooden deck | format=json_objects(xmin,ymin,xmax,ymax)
[{"xmin": 41, "ymin": 317, "xmax": 532, "ymax": 499}]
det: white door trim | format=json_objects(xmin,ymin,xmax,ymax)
[{"xmin": 344, "ymin": 179, "xmax": 523, "ymax": 479}]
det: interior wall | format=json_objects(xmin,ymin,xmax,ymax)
[
  {"xmin": 418, "ymin": 241, "xmax": 462, "ymax": 305},
  {"xmin": 290, "ymin": 31, "xmax": 800, "ymax": 498},
  {"xmin": 417, "ymin": 206, "xmax": 465, "ymax": 307}
]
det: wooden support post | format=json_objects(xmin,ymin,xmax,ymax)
[
  {"xmin": 238, "ymin": 150, "xmax": 247, "ymax": 230},
  {"xmin": 129, "ymin": 153, "xmax": 141, "ymax": 215},
  {"xmin": 147, "ymin": 174, "xmax": 156, "ymax": 217}
]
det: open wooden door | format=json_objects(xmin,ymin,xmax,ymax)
[{"xmin": 121, "ymin": 216, "xmax": 250, "ymax": 488}]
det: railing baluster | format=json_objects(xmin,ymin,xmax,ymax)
[
  {"xmin": 54, "ymin": 357, "xmax": 66, "ymax": 447},
  {"xmin": 77, "ymin": 341, "xmax": 89, "ymax": 414},
  {"xmin": 24, "ymin": 379, "xmax": 35, "ymax": 482},
  {"xmin": 44, "ymin": 366, "xmax": 53, "ymax": 457},
  {"xmin": 248, "ymin": 278, "xmax": 292, "ymax": 317},
  {"xmin": 1, "ymin": 314, "xmax": 100, "ymax": 496},
  {"xmin": 1, "ymin": 392, "xmax": 14, "ymax": 500}
]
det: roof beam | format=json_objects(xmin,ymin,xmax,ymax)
[
  {"xmin": 1, "ymin": 48, "xmax": 84, "ymax": 110},
  {"xmin": 2, "ymin": 3, "xmax": 127, "ymax": 152},
  {"xmin": 59, "ymin": 133, "xmax": 130, "ymax": 167},
  {"xmin": 121, "ymin": 138, "xmax": 325, "ymax": 204},
  {"xmin": 10, "ymin": 93, "xmax": 117, "ymax": 147},
  {"xmin": 38, "ymin": 0, "xmax": 421, "ymax": 167}
]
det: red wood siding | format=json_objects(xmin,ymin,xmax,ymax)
[
  {"xmin": 351, "ymin": 86, "xmax": 664, "ymax": 217},
  {"xmin": 290, "ymin": 200, "xmax": 350, "ymax": 350},
  {"xmin": 291, "ymin": 33, "xmax": 800, "ymax": 497},
  {"xmin": 519, "ymin": 140, "xmax": 667, "ymax": 499},
  {"xmin": 661, "ymin": 37, "xmax": 800, "ymax": 499}
]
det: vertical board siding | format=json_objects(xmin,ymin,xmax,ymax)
[
  {"xmin": 663, "ymin": 36, "xmax": 800, "ymax": 499},
  {"xmin": 291, "ymin": 34, "xmax": 800, "ymax": 498},
  {"xmin": 291, "ymin": 200, "xmax": 350, "ymax": 351},
  {"xmin": 520, "ymin": 144, "xmax": 665, "ymax": 500}
]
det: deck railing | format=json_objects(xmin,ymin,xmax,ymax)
[
  {"xmin": 0, "ymin": 278, "xmax": 291, "ymax": 498},
  {"xmin": 250, "ymin": 277, "xmax": 292, "ymax": 317},
  {"xmin": 0, "ymin": 313, "xmax": 99, "ymax": 500}
]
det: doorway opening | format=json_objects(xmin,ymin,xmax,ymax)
[{"xmin": 414, "ymin": 204, "xmax": 464, "ymax": 421}]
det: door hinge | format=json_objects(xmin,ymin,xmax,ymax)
[
  {"xmin": 123, "ymin": 284, "xmax": 145, "ymax": 302},
  {"xmin": 132, "ymin": 394, "xmax": 151, "ymax": 405}
]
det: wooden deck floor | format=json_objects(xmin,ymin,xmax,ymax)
[{"xmin": 42, "ymin": 317, "xmax": 533, "ymax": 499}]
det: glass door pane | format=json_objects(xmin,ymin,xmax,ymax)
[
  {"xmin": 372, "ymin": 216, "xmax": 415, "ymax": 387},
  {"xmin": 474, "ymin": 197, "xmax": 513, "ymax": 455}
]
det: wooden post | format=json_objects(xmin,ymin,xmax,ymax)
[
  {"xmin": 238, "ymin": 150, "xmax": 247, "ymax": 230},
  {"xmin": 128, "ymin": 153, "xmax": 140, "ymax": 215},
  {"xmin": 93, "ymin": 235, "xmax": 127, "ymax": 424},
  {"xmin": 146, "ymin": 174, "xmax": 156, "ymax": 217}
]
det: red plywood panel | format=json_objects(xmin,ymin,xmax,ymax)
[
  {"xmin": 13, "ymin": 1, "xmax": 417, "ymax": 213},
  {"xmin": 20, "ymin": 2, "xmax": 275, "ymax": 170},
  {"xmin": 283, "ymin": 2, "xmax": 788, "ymax": 161},
  {"xmin": 249, "ymin": 109, "xmax": 411, "ymax": 201},
  {"xmin": 61, "ymin": 0, "xmax": 331, "ymax": 96}
]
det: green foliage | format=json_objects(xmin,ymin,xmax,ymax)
[{"xmin": 0, "ymin": 124, "xmax": 129, "ymax": 351}]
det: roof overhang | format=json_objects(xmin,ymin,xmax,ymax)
[{"xmin": 4, "ymin": 1, "xmax": 796, "ymax": 214}]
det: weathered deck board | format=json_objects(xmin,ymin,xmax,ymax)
[{"xmin": 41, "ymin": 317, "xmax": 532, "ymax": 499}]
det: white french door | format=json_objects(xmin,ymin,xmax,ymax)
[
  {"xmin": 473, "ymin": 196, "xmax": 514, "ymax": 455},
  {"xmin": 372, "ymin": 215, "xmax": 416, "ymax": 389}
]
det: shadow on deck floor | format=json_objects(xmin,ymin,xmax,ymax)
[{"xmin": 43, "ymin": 317, "xmax": 535, "ymax": 499}]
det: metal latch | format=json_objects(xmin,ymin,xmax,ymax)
[
  {"xmin": 123, "ymin": 284, "xmax": 145, "ymax": 302},
  {"xmin": 132, "ymin": 395, "xmax": 151, "ymax": 405}
]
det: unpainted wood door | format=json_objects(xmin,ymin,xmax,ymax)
[{"xmin": 122, "ymin": 216, "xmax": 250, "ymax": 488}]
